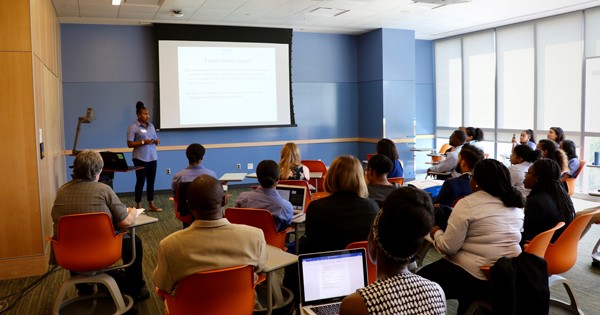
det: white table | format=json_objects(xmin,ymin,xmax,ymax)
[
  {"xmin": 264, "ymin": 245, "xmax": 298, "ymax": 315},
  {"xmin": 219, "ymin": 172, "xmax": 248, "ymax": 182}
]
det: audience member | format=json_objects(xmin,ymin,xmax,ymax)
[
  {"xmin": 376, "ymin": 138, "xmax": 404, "ymax": 178},
  {"xmin": 365, "ymin": 154, "xmax": 399, "ymax": 208},
  {"xmin": 432, "ymin": 144, "xmax": 484, "ymax": 229},
  {"xmin": 51, "ymin": 150, "xmax": 148, "ymax": 301},
  {"xmin": 278, "ymin": 142, "xmax": 310, "ymax": 181},
  {"xmin": 521, "ymin": 159, "xmax": 575, "ymax": 246},
  {"xmin": 418, "ymin": 159, "xmax": 524, "ymax": 314},
  {"xmin": 171, "ymin": 143, "xmax": 217, "ymax": 193},
  {"xmin": 547, "ymin": 126, "xmax": 565, "ymax": 145},
  {"xmin": 339, "ymin": 187, "xmax": 446, "ymax": 315},
  {"xmin": 560, "ymin": 140, "xmax": 581, "ymax": 179},
  {"xmin": 301, "ymin": 155, "xmax": 379, "ymax": 253},
  {"xmin": 428, "ymin": 129, "xmax": 467, "ymax": 178},
  {"xmin": 537, "ymin": 139, "xmax": 569, "ymax": 174},
  {"xmin": 465, "ymin": 127, "xmax": 484, "ymax": 150},
  {"xmin": 236, "ymin": 160, "xmax": 294, "ymax": 231},
  {"xmin": 154, "ymin": 175, "xmax": 267, "ymax": 293},
  {"xmin": 512, "ymin": 129, "xmax": 536, "ymax": 150},
  {"xmin": 509, "ymin": 144, "xmax": 541, "ymax": 198}
]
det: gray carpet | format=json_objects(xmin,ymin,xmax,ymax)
[{"xmin": 1, "ymin": 189, "xmax": 599, "ymax": 314}]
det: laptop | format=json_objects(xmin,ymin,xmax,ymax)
[
  {"xmin": 100, "ymin": 151, "xmax": 135, "ymax": 171},
  {"xmin": 276, "ymin": 184, "xmax": 307, "ymax": 216},
  {"xmin": 298, "ymin": 248, "xmax": 368, "ymax": 315}
]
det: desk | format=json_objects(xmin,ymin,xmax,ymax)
[
  {"xmin": 219, "ymin": 172, "xmax": 248, "ymax": 182},
  {"xmin": 586, "ymin": 165, "xmax": 600, "ymax": 196},
  {"xmin": 264, "ymin": 245, "xmax": 297, "ymax": 315},
  {"xmin": 99, "ymin": 166, "xmax": 144, "ymax": 189},
  {"xmin": 572, "ymin": 197, "xmax": 600, "ymax": 214}
]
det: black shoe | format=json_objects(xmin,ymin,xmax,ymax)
[{"xmin": 134, "ymin": 286, "xmax": 150, "ymax": 302}]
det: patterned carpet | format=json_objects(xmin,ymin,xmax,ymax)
[{"xmin": 0, "ymin": 189, "xmax": 599, "ymax": 314}]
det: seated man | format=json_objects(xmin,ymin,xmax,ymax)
[
  {"xmin": 171, "ymin": 143, "xmax": 217, "ymax": 193},
  {"xmin": 366, "ymin": 154, "xmax": 399, "ymax": 208},
  {"xmin": 235, "ymin": 160, "xmax": 294, "ymax": 231},
  {"xmin": 50, "ymin": 150, "xmax": 148, "ymax": 301},
  {"xmin": 154, "ymin": 175, "xmax": 267, "ymax": 293},
  {"xmin": 428, "ymin": 129, "xmax": 467, "ymax": 179}
]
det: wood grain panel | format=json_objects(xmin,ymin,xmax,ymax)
[
  {"xmin": 0, "ymin": 0, "xmax": 31, "ymax": 52},
  {"xmin": 0, "ymin": 53, "xmax": 43, "ymax": 259}
]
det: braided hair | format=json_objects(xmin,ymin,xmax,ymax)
[
  {"xmin": 472, "ymin": 159, "xmax": 525, "ymax": 208},
  {"xmin": 528, "ymin": 159, "xmax": 575, "ymax": 222}
]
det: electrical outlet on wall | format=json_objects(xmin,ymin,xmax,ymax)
[
  {"xmin": 166, "ymin": 168, "xmax": 171, "ymax": 175},
  {"xmin": 247, "ymin": 163, "xmax": 254, "ymax": 170},
  {"xmin": 236, "ymin": 163, "xmax": 241, "ymax": 170}
]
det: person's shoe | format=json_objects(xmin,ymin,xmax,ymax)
[
  {"xmin": 148, "ymin": 207, "xmax": 162, "ymax": 212},
  {"xmin": 134, "ymin": 286, "xmax": 150, "ymax": 302}
]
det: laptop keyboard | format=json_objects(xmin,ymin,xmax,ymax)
[{"xmin": 310, "ymin": 303, "xmax": 340, "ymax": 315}]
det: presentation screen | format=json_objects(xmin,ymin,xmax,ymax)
[{"xmin": 155, "ymin": 24, "xmax": 294, "ymax": 130}]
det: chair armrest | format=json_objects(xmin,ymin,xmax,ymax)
[{"xmin": 480, "ymin": 265, "xmax": 491, "ymax": 280}]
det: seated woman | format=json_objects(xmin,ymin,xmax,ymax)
[
  {"xmin": 278, "ymin": 142, "xmax": 310, "ymax": 181},
  {"xmin": 512, "ymin": 129, "xmax": 537, "ymax": 150},
  {"xmin": 418, "ymin": 159, "xmax": 524, "ymax": 315},
  {"xmin": 560, "ymin": 139, "xmax": 581, "ymax": 179},
  {"xmin": 339, "ymin": 187, "xmax": 446, "ymax": 315},
  {"xmin": 537, "ymin": 139, "xmax": 569, "ymax": 175},
  {"xmin": 376, "ymin": 138, "xmax": 404, "ymax": 178},
  {"xmin": 521, "ymin": 159, "xmax": 575, "ymax": 246},
  {"xmin": 365, "ymin": 154, "xmax": 399, "ymax": 208},
  {"xmin": 508, "ymin": 144, "xmax": 541, "ymax": 198},
  {"xmin": 547, "ymin": 126, "xmax": 565, "ymax": 146},
  {"xmin": 465, "ymin": 127, "xmax": 484, "ymax": 151},
  {"xmin": 301, "ymin": 155, "xmax": 379, "ymax": 253}
]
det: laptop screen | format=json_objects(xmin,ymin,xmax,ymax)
[
  {"xmin": 298, "ymin": 249, "xmax": 368, "ymax": 305},
  {"xmin": 276, "ymin": 184, "xmax": 306, "ymax": 211},
  {"xmin": 99, "ymin": 151, "xmax": 129, "ymax": 170}
]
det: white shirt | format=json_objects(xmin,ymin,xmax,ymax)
[
  {"xmin": 429, "ymin": 144, "xmax": 462, "ymax": 178},
  {"xmin": 509, "ymin": 162, "xmax": 531, "ymax": 198},
  {"xmin": 432, "ymin": 190, "xmax": 524, "ymax": 280}
]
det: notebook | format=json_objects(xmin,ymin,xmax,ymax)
[
  {"xmin": 298, "ymin": 248, "xmax": 368, "ymax": 315},
  {"xmin": 276, "ymin": 184, "xmax": 307, "ymax": 214},
  {"xmin": 100, "ymin": 151, "xmax": 136, "ymax": 171}
]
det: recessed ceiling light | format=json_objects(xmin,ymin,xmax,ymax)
[
  {"xmin": 112, "ymin": 0, "xmax": 122, "ymax": 5},
  {"xmin": 305, "ymin": 7, "xmax": 349, "ymax": 18}
]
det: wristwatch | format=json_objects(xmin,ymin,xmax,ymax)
[{"xmin": 141, "ymin": 140, "xmax": 145, "ymax": 145}]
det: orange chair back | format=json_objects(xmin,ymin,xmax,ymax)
[
  {"xmin": 278, "ymin": 180, "xmax": 312, "ymax": 211},
  {"xmin": 366, "ymin": 154, "xmax": 375, "ymax": 160},
  {"xmin": 346, "ymin": 241, "xmax": 376, "ymax": 285},
  {"xmin": 174, "ymin": 182, "xmax": 194, "ymax": 225},
  {"xmin": 51, "ymin": 212, "xmax": 123, "ymax": 272},
  {"xmin": 565, "ymin": 160, "xmax": 585, "ymax": 196},
  {"xmin": 439, "ymin": 143, "xmax": 452, "ymax": 155},
  {"xmin": 524, "ymin": 222, "xmax": 565, "ymax": 258},
  {"xmin": 301, "ymin": 160, "xmax": 328, "ymax": 191},
  {"xmin": 163, "ymin": 265, "xmax": 255, "ymax": 315},
  {"xmin": 388, "ymin": 177, "xmax": 404, "ymax": 186},
  {"xmin": 225, "ymin": 207, "xmax": 290, "ymax": 249},
  {"xmin": 310, "ymin": 191, "xmax": 331, "ymax": 202},
  {"xmin": 545, "ymin": 209, "xmax": 600, "ymax": 275}
]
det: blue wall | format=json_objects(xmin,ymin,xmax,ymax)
[{"xmin": 61, "ymin": 25, "xmax": 434, "ymax": 193}]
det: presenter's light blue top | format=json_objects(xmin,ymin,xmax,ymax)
[
  {"xmin": 235, "ymin": 186, "xmax": 294, "ymax": 231},
  {"xmin": 127, "ymin": 120, "xmax": 158, "ymax": 162}
]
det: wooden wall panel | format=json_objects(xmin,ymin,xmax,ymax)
[
  {"xmin": 0, "ymin": 53, "xmax": 42, "ymax": 258},
  {"xmin": 0, "ymin": 0, "xmax": 31, "ymax": 51}
]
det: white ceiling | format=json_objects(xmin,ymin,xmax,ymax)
[{"xmin": 52, "ymin": 0, "xmax": 600, "ymax": 40}]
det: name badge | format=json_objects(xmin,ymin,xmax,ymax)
[{"xmin": 141, "ymin": 129, "xmax": 147, "ymax": 133}]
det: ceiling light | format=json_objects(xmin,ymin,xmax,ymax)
[
  {"xmin": 305, "ymin": 7, "xmax": 349, "ymax": 18},
  {"xmin": 171, "ymin": 10, "xmax": 184, "ymax": 18},
  {"xmin": 112, "ymin": 0, "xmax": 122, "ymax": 5}
]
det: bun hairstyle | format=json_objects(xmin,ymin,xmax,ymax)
[
  {"xmin": 524, "ymin": 129, "xmax": 535, "ymax": 143},
  {"xmin": 513, "ymin": 144, "xmax": 542, "ymax": 163},
  {"xmin": 466, "ymin": 127, "xmax": 484, "ymax": 142},
  {"xmin": 373, "ymin": 186, "xmax": 434, "ymax": 263},
  {"xmin": 136, "ymin": 101, "xmax": 146, "ymax": 115},
  {"xmin": 257, "ymin": 160, "xmax": 280, "ymax": 188}
]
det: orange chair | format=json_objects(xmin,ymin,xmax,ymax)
[
  {"xmin": 156, "ymin": 265, "xmax": 255, "ymax": 315},
  {"xmin": 310, "ymin": 191, "xmax": 331, "ymax": 202},
  {"xmin": 544, "ymin": 209, "xmax": 600, "ymax": 313},
  {"xmin": 438, "ymin": 143, "xmax": 452, "ymax": 155},
  {"xmin": 301, "ymin": 159, "xmax": 328, "ymax": 192},
  {"xmin": 174, "ymin": 181, "xmax": 194, "ymax": 227},
  {"xmin": 225, "ymin": 207, "xmax": 291, "ymax": 249},
  {"xmin": 366, "ymin": 153, "xmax": 375, "ymax": 160},
  {"xmin": 388, "ymin": 177, "xmax": 404, "ymax": 186},
  {"xmin": 565, "ymin": 159, "xmax": 585, "ymax": 196},
  {"xmin": 278, "ymin": 180, "xmax": 312, "ymax": 210},
  {"xmin": 346, "ymin": 241, "xmax": 376, "ymax": 285},
  {"xmin": 49, "ymin": 212, "xmax": 134, "ymax": 315}
]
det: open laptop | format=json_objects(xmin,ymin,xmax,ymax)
[
  {"xmin": 100, "ymin": 151, "xmax": 136, "ymax": 171},
  {"xmin": 276, "ymin": 184, "xmax": 307, "ymax": 217},
  {"xmin": 298, "ymin": 248, "xmax": 368, "ymax": 315}
]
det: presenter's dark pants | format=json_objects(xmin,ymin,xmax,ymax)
[
  {"xmin": 418, "ymin": 258, "xmax": 491, "ymax": 315},
  {"xmin": 133, "ymin": 159, "xmax": 157, "ymax": 202}
]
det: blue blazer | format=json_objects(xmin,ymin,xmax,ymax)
[{"xmin": 433, "ymin": 173, "xmax": 472, "ymax": 207}]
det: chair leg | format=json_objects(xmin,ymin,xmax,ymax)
[
  {"xmin": 96, "ymin": 273, "xmax": 134, "ymax": 314},
  {"xmin": 52, "ymin": 280, "xmax": 73, "ymax": 315},
  {"xmin": 549, "ymin": 275, "xmax": 583, "ymax": 315},
  {"xmin": 591, "ymin": 237, "xmax": 600, "ymax": 267}
]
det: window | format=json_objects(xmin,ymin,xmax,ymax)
[
  {"xmin": 463, "ymin": 31, "xmax": 495, "ymax": 128},
  {"xmin": 435, "ymin": 38, "xmax": 462, "ymax": 128}
]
